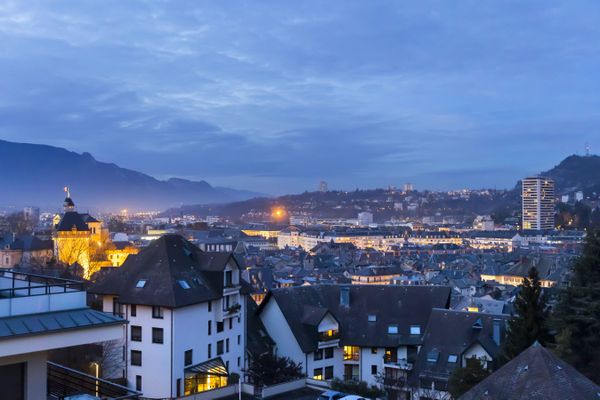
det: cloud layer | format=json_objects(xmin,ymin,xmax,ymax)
[{"xmin": 1, "ymin": 0, "xmax": 599, "ymax": 193}]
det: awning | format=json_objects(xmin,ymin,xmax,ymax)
[{"xmin": 185, "ymin": 357, "xmax": 228, "ymax": 377}]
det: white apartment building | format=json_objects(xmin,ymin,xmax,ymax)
[
  {"xmin": 0, "ymin": 270, "xmax": 127, "ymax": 400},
  {"xmin": 257, "ymin": 285, "xmax": 451, "ymax": 394},
  {"xmin": 91, "ymin": 234, "xmax": 247, "ymax": 399},
  {"xmin": 357, "ymin": 212, "xmax": 374, "ymax": 227},
  {"xmin": 522, "ymin": 176, "xmax": 555, "ymax": 230}
]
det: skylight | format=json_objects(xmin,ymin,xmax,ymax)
[
  {"xmin": 448, "ymin": 354, "xmax": 458, "ymax": 363},
  {"xmin": 427, "ymin": 350, "xmax": 440, "ymax": 363},
  {"xmin": 178, "ymin": 280, "xmax": 191, "ymax": 289},
  {"xmin": 368, "ymin": 314, "xmax": 377, "ymax": 322},
  {"xmin": 387, "ymin": 325, "xmax": 398, "ymax": 334},
  {"xmin": 410, "ymin": 325, "xmax": 421, "ymax": 335},
  {"xmin": 136, "ymin": 280, "xmax": 147, "ymax": 288}
]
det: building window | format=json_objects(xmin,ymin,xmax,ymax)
[
  {"xmin": 131, "ymin": 325, "xmax": 142, "ymax": 342},
  {"xmin": 410, "ymin": 325, "xmax": 421, "ymax": 335},
  {"xmin": 343, "ymin": 346, "xmax": 359, "ymax": 361},
  {"xmin": 226, "ymin": 338, "xmax": 230, "ymax": 353},
  {"xmin": 325, "ymin": 366, "xmax": 334, "ymax": 380},
  {"xmin": 135, "ymin": 375, "xmax": 142, "ymax": 391},
  {"xmin": 313, "ymin": 368, "xmax": 323, "ymax": 380},
  {"xmin": 229, "ymin": 318, "xmax": 233, "ymax": 330},
  {"xmin": 152, "ymin": 328, "xmax": 164, "ymax": 344},
  {"xmin": 217, "ymin": 340, "xmax": 224, "ymax": 355},
  {"xmin": 371, "ymin": 347, "xmax": 378, "ymax": 354},
  {"xmin": 130, "ymin": 304, "xmax": 137, "ymax": 317},
  {"xmin": 237, "ymin": 335, "xmax": 241, "ymax": 345},
  {"xmin": 217, "ymin": 321, "xmax": 224, "ymax": 333},
  {"xmin": 135, "ymin": 280, "xmax": 146, "ymax": 288},
  {"xmin": 208, "ymin": 320, "xmax": 212, "ymax": 335},
  {"xmin": 324, "ymin": 348, "xmax": 334, "ymax": 359},
  {"xmin": 131, "ymin": 350, "xmax": 142, "ymax": 366},
  {"xmin": 387, "ymin": 325, "xmax": 399, "ymax": 334},
  {"xmin": 314, "ymin": 350, "xmax": 323, "ymax": 361},
  {"xmin": 237, "ymin": 357, "xmax": 240, "ymax": 367},
  {"xmin": 184, "ymin": 350, "xmax": 193, "ymax": 366},
  {"xmin": 112, "ymin": 298, "xmax": 123, "ymax": 317},
  {"xmin": 371, "ymin": 365, "xmax": 377, "ymax": 375},
  {"xmin": 208, "ymin": 344, "xmax": 212, "ymax": 358},
  {"xmin": 225, "ymin": 270, "xmax": 233, "ymax": 287},
  {"xmin": 368, "ymin": 314, "xmax": 376, "ymax": 322},
  {"xmin": 208, "ymin": 301, "xmax": 212, "ymax": 312},
  {"xmin": 152, "ymin": 306, "xmax": 163, "ymax": 319},
  {"xmin": 448, "ymin": 354, "xmax": 458, "ymax": 363}
]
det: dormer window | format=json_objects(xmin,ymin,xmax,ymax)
[
  {"xmin": 448, "ymin": 354, "xmax": 458, "ymax": 363},
  {"xmin": 427, "ymin": 350, "xmax": 440, "ymax": 363},
  {"xmin": 368, "ymin": 314, "xmax": 377, "ymax": 322},
  {"xmin": 225, "ymin": 270, "xmax": 233, "ymax": 287},
  {"xmin": 387, "ymin": 325, "xmax": 398, "ymax": 334},
  {"xmin": 136, "ymin": 280, "xmax": 147, "ymax": 288},
  {"xmin": 178, "ymin": 280, "xmax": 190, "ymax": 289},
  {"xmin": 410, "ymin": 325, "xmax": 421, "ymax": 335}
]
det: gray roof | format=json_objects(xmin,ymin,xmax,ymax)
[
  {"xmin": 0, "ymin": 308, "xmax": 124, "ymax": 340},
  {"xmin": 460, "ymin": 343, "xmax": 600, "ymax": 400},
  {"xmin": 90, "ymin": 234, "xmax": 246, "ymax": 308},
  {"xmin": 56, "ymin": 211, "xmax": 89, "ymax": 232},
  {"xmin": 259, "ymin": 285, "xmax": 451, "ymax": 353},
  {"xmin": 413, "ymin": 309, "xmax": 510, "ymax": 387}
]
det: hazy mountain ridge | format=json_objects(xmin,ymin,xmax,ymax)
[
  {"xmin": 539, "ymin": 155, "xmax": 600, "ymax": 195},
  {"xmin": 0, "ymin": 139, "xmax": 262, "ymax": 211}
]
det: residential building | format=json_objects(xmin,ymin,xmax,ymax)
[
  {"xmin": 0, "ymin": 270, "xmax": 126, "ymax": 399},
  {"xmin": 521, "ymin": 177, "xmax": 555, "ymax": 230},
  {"xmin": 0, "ymin": 234, "xmax": 53, "ymax": 268},
  {"xmin": 258, "ymin": 285, "xmax": 451, "ymax": 394},
  {"xmin": 410, "ymin": 309, "xmax": 509, "ymax": 399},
  {"xmin": 90, "ymin": 234, "xmax": 247, "ymax": 399},
  {"xmin": 357, "ymin": 212, "xmax": 374, "ymax": 227}
]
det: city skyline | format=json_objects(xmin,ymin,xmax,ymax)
[{"xmin": 1, "ymin": 1, "xmax": 600, "ymax": 194}]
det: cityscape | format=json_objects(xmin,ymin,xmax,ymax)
[{"xmin": 1, "ymin": 2, "xmax": 600, "ymax": 400}]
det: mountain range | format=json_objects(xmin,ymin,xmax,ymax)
[{"xmin": 0, "ymin": 139, "xmax": 262, "ymax": 211}]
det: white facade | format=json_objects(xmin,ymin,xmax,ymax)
[
  {"xmin": 101, "ymin": 262, "xmax": 246, "ymax": 399},
  {"xmin": 357, "ymin": 212, "xmax": 374, "ymax": 227},
  {"xmin": 522, "ymin": 176, "xmax": 555, "ymax": 230}
]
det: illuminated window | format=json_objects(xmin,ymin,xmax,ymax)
[
  {"xmin": 343, "ymin": 346, "xmax": 359, "ymax": 361},
  {"xmin": 313, "ymin": 368, "xmax": 323, "ymax": 380},
  {"xmin": 368, "ymin": 314, "xmax": 376, "ymax": 322},
  {"xmin": 136, "ymin": 280, "xmax": 147, "ymax": 288},
  {"xmin": 388, "ymin": 325, "xmax": 399, "ymax": 334},
  {"xmin": 410, "ymin": 325, "xmax": 421, "ymax": 335}
]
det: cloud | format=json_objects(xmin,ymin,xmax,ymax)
[{"xmin": 0, "ymin": 0, "xmax": 599, "ymax": 194}]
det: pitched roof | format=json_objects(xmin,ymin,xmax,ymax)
[
  {"xmin": 0, "ymin": 308, "xmax": 124, "ymax": 340},
  {"xmin": 90, "ymin": 234, "xmax": 241, "ymax": 308},
  {"xmin": 56, "ymin": 211, "xmax": 89, "ymax": 232},
  {"xmin": 259, "ymin": 285, "xmax": 451, "ymax": 353},
  {"xmin": 413, "ymin": 309, "xmax": 510, "ymax": 386},
  {"xmin": 460, "ymin": 343, "xmax": 600, "ymax": 400}
]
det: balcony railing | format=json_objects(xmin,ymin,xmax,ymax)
[
  {"xmin": 318, "ymin": 331, "xmax": 340, "ymax": 342},
  {"xmin": 47, "ymin": 362, "xmax": 140, "ymax": 399},
  {"xmin": 0, "ymin": 270, "xmax": 84, "ymax": 299},
  {"xmin": 383, "ymin": 356, "xmax": 413, "ymax": 370}
]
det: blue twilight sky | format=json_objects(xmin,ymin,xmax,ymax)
[{"xmin": 1, "ymin": 1, "xmax": 599, "ymax": 194}]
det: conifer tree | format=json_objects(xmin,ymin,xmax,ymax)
[
  {"xmin": 500, "ymin": 266, "xmax": 549, "ymax": 363},
  {"xmin": 552, "ymin": 230, "xmax": 600, "ymax": 383}
]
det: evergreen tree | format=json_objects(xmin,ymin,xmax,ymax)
[
  {"xmin": 500, "ymin": 266, "xmax": 549, "ymax": 363},
  {"xmin": 447, "ymin": 356, "xmax": 490, "ymax": 399},
  {"xmin": 552, "ymin": 230, "xmax": 600, "ymax": 383}
]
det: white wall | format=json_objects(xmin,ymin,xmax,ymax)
[
  {"xmin": 259, "ymin": 298, "xmax": 305, "ymax": 370},
  {"xmin": 0, "ymin": 351, "xmax": 47, "ymax": 400}
]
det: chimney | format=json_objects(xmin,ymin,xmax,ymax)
[
  {"xmin": 340, "ymin": 286, "xmax": 350, "ymax": 307},
  {"xmin": 493, "ymin": 319, "xmax": 501, "ymax": 346}
]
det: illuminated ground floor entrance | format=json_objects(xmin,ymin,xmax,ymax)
[{"xmin": 184, "ymin": 357, "xmax": 229, "ymax": 395}]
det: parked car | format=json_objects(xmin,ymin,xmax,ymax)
[{"xmin": 318, "ymin": 390, "xmax": 347, "ymax": 400}]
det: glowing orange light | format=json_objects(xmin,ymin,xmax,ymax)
[{"xmin": 272, "ymin": 207, "xmax": 286, "ymax": 219}]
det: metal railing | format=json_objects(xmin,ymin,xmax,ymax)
[
  {"xmin": 0, "ymin": 270, "xmax": 84, "ymax": 298},
  {"xmin": 47, "ymin": 362, "xmax": 140, "ymax": 400}
]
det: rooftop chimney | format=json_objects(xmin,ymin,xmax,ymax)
[
  {"xmin": 340, "ymin": 286, "xmax": 350, "ymax": 307},
  {"xmin": 493, "ymin": 318, "xmax": 501, "ymax": 346}
]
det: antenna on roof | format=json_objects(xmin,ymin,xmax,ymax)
[{"xmin": 585, "ymin": 142, "xmax": 591, "ymax": 157}]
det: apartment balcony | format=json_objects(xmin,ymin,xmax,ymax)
[
  {"xmin": 383, "ymin": 356, "xmax": 413, "ymax": 371},
  {"xmin": 317, "ymin": 331, "xmax": 340, "ymax": 348},
  {"xmin": 223, "ymin": 303, "xmax": 241, "ymax": 318},
  {"xmin": 223, "ymin": 283, "xmax": 241, "ymax": 296}
]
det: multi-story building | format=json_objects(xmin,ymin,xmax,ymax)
[
  {"xmin": 521, "ymin": 177, "xmax": 555, "ymax": 230},
  {"xmin": 257, "ymin": 285, "xmax": 451, "ymax": 395},
  {"xmin": 0, "ymin": 270, "xmax": 127, "ymax": 399},
  {"xmin": 357, "ymin": 212, "xmax": 374, "ymax": 227},
  {"xmin": 0, "ymin": 234, "xmax": 53, "ymax": 268},
  {"xmin": 90, "ymin": 234, "xmax": 247, "ymax": 399}
]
